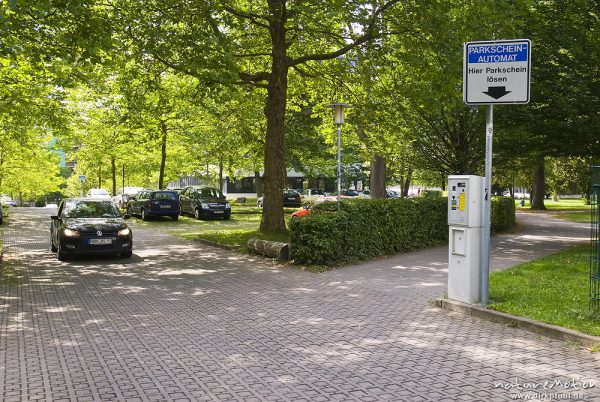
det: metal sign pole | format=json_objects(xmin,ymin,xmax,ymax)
[
  {"xmin": 337, "ymin": 124, "xmax": 342, "ymax": 210},
  {"xmin": 463, "ymin": 39, "xmax": 531, "ymax": 306},
  {"xmin": 481, "ymin": 104, "xmax": 493, "ymax": 305}
]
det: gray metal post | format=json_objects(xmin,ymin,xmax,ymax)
[
  {"xmin": 337, "ymin": 124, "xmax": 342, "ymax": 209},
  {"xmin": 481, "ymin": 105, "xmax": 493, "ymax": 305}
]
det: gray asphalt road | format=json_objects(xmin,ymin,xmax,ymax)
[{"xmin": 1, "ymin": 207, "xmax": 598, "ymax": 401}]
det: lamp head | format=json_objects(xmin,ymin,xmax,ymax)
[{"xmin": 325, "ymin": 103, "xmax": 353, "ymax": 126}]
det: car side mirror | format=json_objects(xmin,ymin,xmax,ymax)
[
  {"xmin": 123, "ymin": 214, "xmax": 131, "ymax": 220},
  {"xmin": 51, "ymin": 215, "xmax": 58, "ymax": 220}
]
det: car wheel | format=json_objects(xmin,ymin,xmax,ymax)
[
  {"xmin": 121, "ymin": 250, "xmax": 132, "ymax": 258},
  {"xmin": 194, "ymin": 208, "xmax": 201, "ymax": 220},
  {"xmin": 223, "ymin": 214, "xmax": 231, "ymax": 220},
  {"xmin": 141, "ymin": 209, "xmax": 148, "ymax": 221},
  {"xmin": 172, "ymin": 215, "xmax": 179, "ymax": 221},
  {"xmin": 257, "ymin": 200, "xmax": 262, "ymax": 208},
  {"xmin": 51, "ymin": 236, "xmax": 57, "ymax": 252},
  {"xmin": 57, "ymin": 244, "xmax": 67, "ymax": 261},
  {"xmin": 127, "ymin": 206, "xmax": 133, "ymax": 216}
]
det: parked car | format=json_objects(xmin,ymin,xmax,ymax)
[
  {"xmin": 342, "ymin": 189, "xmax": 359, "ymax": 197},
  {"xmin": 359, "ymin": 190, "xmax": 371, "ymax": 198},
  {"xmin": 179, "ymin": 186, "xmax": 231, "ymax": 220},
  {"xmin": 50, "ymin": 198, "xmax": 132, "ymax": 261},
  {"xmin": 86, "ymin": 188, "xmax": 111, "ymax": 199},
  {"xmin": 127, "ymin": 190, "xmax": 180, "ymax": 221},
  {"xmin": 291, "ymin": 205, "xmax": 311, "ymax": 218},
  {"xmin": 300, "ymin": 189, "xmax": 325, "ymax": 198},
  {"xmin": 257, "ymin": 189, "xmax": 302, "ymax": 208},
  {"xmin": 112, "ymin": 187, "xmax": 147, "ymax": 209},
  {"xmin": 290, "ymin": 198, "xmax": 325, "ymax": 218},
  {"xmin": 112, "ymin": 194, "xmax": 129, "ymax": 210},
  {"xmin": 386, "ymin": 190, "xmax": 400, "ymax": 198},
  {"xmin": 2, "ymin": 200, "xmax": 17, "ymax": 207}
]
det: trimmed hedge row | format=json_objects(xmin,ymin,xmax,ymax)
[
  {"xmin": 491, "ymin": 196, "xmax": 516, "ymax": 234},
  {"xmin": 290, "ymin": 196, "xmax": 516, "ymax": 266},
  {"xmin": 290, "ymin": 197, "xmax": 447, "ymax": 265}
]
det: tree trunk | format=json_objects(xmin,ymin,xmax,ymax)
[
  {"xmin": 111, "ymin": 156, "xmax": 116, "ymax": 196},
  {"xmin": 402, "ymin": 168, "xmax": 412, "ymax": 197},
  {"xmin": 158, "ymin": 120, "xmax": 168, "ymax": 189},
  {"xmin": 369, "ymin": 153, "xmax": 386, "ymax": 198},
  {"xmin": 260, "ymin": 0, "xmax": 288, "ymax": 233},
  {"xmin": 531, "ymin": 156, "xmax": 546, "ymax": 210},
  {"xmin": 255, "ymin": 171, "xmax": 264, "ymax": 197},
  {"xmin": 0, "ymin": 151, "xmax": 4, "ymax": 190},
  {"xmin": 218, "ymin": 156, "xmax": 224, "ymax": 192}
]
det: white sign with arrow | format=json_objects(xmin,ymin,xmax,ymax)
[
  {"xmin": 463, "ymin": 39, "xmax": 531, "ymax": 105},
  {"xmin": 460, "ymin": 38, "xmax": 531, "ymax": 306}
]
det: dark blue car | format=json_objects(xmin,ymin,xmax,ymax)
[{"xmin": 127, "ymin": 190, "xmax": 180, "ymax": 221}]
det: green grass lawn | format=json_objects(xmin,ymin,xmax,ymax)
[
  {"xmin": 130, "ymin": 208, "xmax": 296, "ymax": 249},
  {"xmin": 489, "ymin": 244, "xmax": 600, "ymax": 336},
  {"xmin": 516, "ymin": 198, "xmax": 591, "ymax": 222}
]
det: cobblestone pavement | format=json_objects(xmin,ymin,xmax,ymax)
[{"xmin": 1, "ymin": 208, "xmax": 599, "ymax": 401}]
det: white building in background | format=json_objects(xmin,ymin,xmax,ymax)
[{"xmin": 168, "ymin": 169, "xmax": 335, "ymax": 196}]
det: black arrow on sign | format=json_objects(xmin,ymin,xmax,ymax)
[{"xmin": 483, "ymin": 86, "xmax": 511, "ymax": 99}]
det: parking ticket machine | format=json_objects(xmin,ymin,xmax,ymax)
[{"xmin": 448, "ymin": 175, "xmax": 483, "ymax": 304}]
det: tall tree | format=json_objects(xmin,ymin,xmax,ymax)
[
  {"xmin": 498, "ymin": 0, "xmax": 600, "ymax": 209},
  {"xmin": 113, "ymin": 0, "xmax": 401, "ymax": 231}
]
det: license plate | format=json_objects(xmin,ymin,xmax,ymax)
[
  {"xmin": 287, "ymin": 197, "xmax": 296, "ymax": 200},
  {"xmin": 213, "ymin": 210, "xmax": 223, "ymax": 214},
  {"xmin": 89, "ymin": 238, "xmax": 113, "ymax": 245},
  {"xmin": 160, "ymin": 205, "xmax": 171, "ymax": 209}
]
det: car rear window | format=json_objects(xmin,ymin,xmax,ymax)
[
  {"xmin": 152, "ymin": 191, "xmax": 178, "ymax": 200},
  {"xmin": 284, "ymin": 190, "xmax": 299, "ymax": 196}
]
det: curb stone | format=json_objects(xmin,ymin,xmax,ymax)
[
  {"xmin": 434, "ymin": 298, "xmax": 600, "ymax": 349},
  {"xmin": 193, "ymin": 237, "xmax": 241, "ymax": 252}
]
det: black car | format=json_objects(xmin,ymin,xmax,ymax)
[
  {"xmin": 127, "ymin": 190, "xmax": 180, "ymax": 221},
  {"xmin": 342, "ymin": 189, "xmax": 359, "ymax": 197},
  {"xmin": 257, "ymin": 189, "xmax": 302, "ymax": 208},
  {"xmin": 179, "ymin": 186, "xmax": 231, "ymax": 220},
  {"xmin": 50, "ymin": 198, "xmax": 133, "ymax": 261}
]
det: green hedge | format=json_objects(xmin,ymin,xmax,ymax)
[
  {"xmin": 290, "ymin": 197, "xmax": 448, "ymax": 265},
  {"xmin": 290, "ymin": 195, "xmax": 516, "ymax": 266},
  {"xmin": 421, "ymin": 190, "xmax": 443, "ymax": 198},
  {"xmin": 491, "ymin": 196, "xmax": 516, "ymax": 234}
]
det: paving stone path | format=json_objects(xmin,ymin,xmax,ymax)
[{"xmin": 1, "ymin": 208, "xmax": 599, "ymax": 401}]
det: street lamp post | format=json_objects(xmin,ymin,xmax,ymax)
[{"xmin": 326, "ymin": 103, "xmax": 353, "ymax": 209}]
